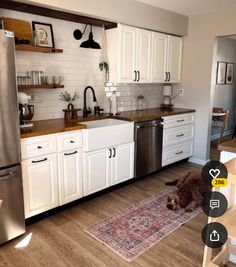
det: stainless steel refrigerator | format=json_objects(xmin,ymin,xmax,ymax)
[{"xmin": 0, "ymin": 30, "xmax": 25, "ymax": 245}]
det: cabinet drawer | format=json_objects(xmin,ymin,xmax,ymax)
[
  {"xmin": 21, "ymin": 135, "xmax": 57, "ymax": 160},
  {"xmin": 162, "ymin": 141, "xmax": 193, "ymax": 167},
  {"xmin": 163, "ymin": 125, "xmax": 194, "ymax": 148},
  {"xmin": 57, "ymin": 131, "xmax": 82, "ymax": 152},
  {"xmin": 162, "ymin": 113, "xmax": 195, "ymax": 129}
]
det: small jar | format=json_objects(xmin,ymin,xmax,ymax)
[{"xmin": 136, "ymin": 95, "xmax": 147, "ymax": 110}]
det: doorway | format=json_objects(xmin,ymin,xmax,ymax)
[{"xmin": 209, "ymin": 35, "xmax": 236, "ymax": 161}]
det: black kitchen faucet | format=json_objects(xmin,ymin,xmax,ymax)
[{"xmin": 83, "ymin": 86, "xmax": 97, "ymax": 118}]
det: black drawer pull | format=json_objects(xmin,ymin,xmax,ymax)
[
  {"xmin": 70, "ymin": 140, "xmax": 75, "ymax": 143},
  {"xmin": 109, "ymin": 148, "xmax": 112, "ymax": 158},
  {"xmin": 64, "ymin": 151, "xmax": 77, "ymax": 156},
  {"xmin": 32, "ymin": 158, "xmax": 47, "ymax": 163},
  {"xmin": 37, "ymin": 146, "xmax": 42, "ymax": 149},
  {"xmin": 177, "ymin": 119, "xmax": 184, "ymax": 123},
  {"xmin": 113, "ymin": 148, "xmax": 116, "ymax": 157},
  {"xmin": 137, "ymin": 71, "xmax": 140, "ymax": 82},
  {"xmin": 134, "ymin": 71, "xmax": 137, "ymax": 82},
  {"xmin": 175, "ymin": 151, "xmax": 183, "ymax": 155},
  {"xmin": 176, "ymin": 134, "xmax": 184, "ymax": 137}
]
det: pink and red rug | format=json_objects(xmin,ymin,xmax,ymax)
[{"xmin": 86, "ymin": 187, "xmax": 202, "ymax": 262}]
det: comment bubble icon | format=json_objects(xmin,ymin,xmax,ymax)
[{"xmin": 210, "ymin": 199, "xmax": 220, "ymax": 209}]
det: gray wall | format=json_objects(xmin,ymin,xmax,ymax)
[
  {"xmin": 18, "ymin": 0, "xmax": 188, "ymax": 36},
  {"xmin": 212, "ymin": 37, "xmax": 236, "ymax": 138}
]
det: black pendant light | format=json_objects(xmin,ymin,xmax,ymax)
[{"xmin": 73, "ymin": 24, "xmax": 101, "ymax": 49}]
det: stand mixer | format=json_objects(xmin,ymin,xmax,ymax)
[{"xmin": 18, "ymin": 92, "xmax": 34, "ymax": 128}]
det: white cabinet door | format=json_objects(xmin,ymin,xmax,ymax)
[
  {"xmin": 83, "ymin": 149, "xmax": 110, "ymax": 196},
  {"xmin": 22, "ymin": 153, "xmax": 58, "ymax": 218},
  {"xmin": 58, "ymin": 149, "xmax": 83, "ymax": 205},
  {"xmin": 151, "ymin": 32, "xmax": 168, "ymax": 83},
  {"xmin": 136, "ymin": 29, "xmax": 152, "ymax": 83},
  {"xmin": 167, "ymin": 36, "xmax": 183, "ymax": 83},
  {"xmin": 112, "ymin": 142, "xmax": 134, "ymax": 185},
  {"xmin": 119, "ymin": 25, "xmax": 136, "ymax": 83}
]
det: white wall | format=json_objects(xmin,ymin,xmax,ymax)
[
  {"xmin": 174, "ymin": 7, "xmax": 236, "ymax": 164},
  {"xmin": 212, "ymin": 37, "xmax": 236, "ymax": 138},
  {"xmin": 18, "ymin": 0, "xmax": 188, "ymax": 36}
]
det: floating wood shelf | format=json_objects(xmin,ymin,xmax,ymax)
[
  {"xmin": 15, "ymin": 44, "xmax": 63, "ymax": 53},
  {"xmin": 0, "ymin": 0, "xmax": 117, "ymax": 29},
  {"xmin": 18, "ymin": 84, "xmax": 64, "ymax": 90}
]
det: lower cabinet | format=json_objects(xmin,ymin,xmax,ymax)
[
  {"xmin": 58, "ymin": 149, "xmax": 83, "ymax": 205},
  {"xmin": 112, "ymin": 142, "xmax": 134, "ymax": 185},
  {"xmin": 22, "ymin": 153, "xmax": 58, "ymax": 219},
  {"xmin": 83, "ymin": 142, "xmax": 134, "ymax": 196},
  {"xmin": 83, "ymin": 148, "xmax": 110, "ymax": 196}
]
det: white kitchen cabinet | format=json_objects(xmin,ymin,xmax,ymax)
[
  {"xmin": 151, "ymin": 32, "xmax": 168, "ymax": 83},
  {"xmin": 22, "ymin": 153, "xmax": 58, "ymax": 218},
  {"xmin": 83, "ymin": 142, "xmax": 134, "ymax": 196},
  {"xmin": 107, "ymin": 24, "xmax": 152, "ymax": 83},
  {"xmin": 83, "ymin": 148, "xmax": 110, "ymax": 196},
  {"xmin": 167, "ymin": 36, "xmax": 183, "ymax": 83},
  {"xmin": 162, "ymin": 113, "xmax": 195, "ymax": 167},
  {"xmin": 106, "ymin": 24, "xmax": 182, "ymax": 84},
  {"xmin": 152, "ymin": 33, "xmax": 182, "ymax": 83},
  {"xmin": 58, "ymin": 149, "xmax": 83, "ymax": 205},
  {"xmin": 112, "ymin": 142, "xmax": 134, "ymax": 185}
]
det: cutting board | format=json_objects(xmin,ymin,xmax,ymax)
[{"xmin": 1, "ymin": 17, "xmax": 33, "ymax": 42}]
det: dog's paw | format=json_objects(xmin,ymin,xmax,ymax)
[{"xmin": 185, "ymin": 207, "xmax": 193, "ymax": 212}]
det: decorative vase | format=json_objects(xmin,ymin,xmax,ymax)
[{"xmin": 67, "ymin": 103, "xmax": 74, "ymax": 110}]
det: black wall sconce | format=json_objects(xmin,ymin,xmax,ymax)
[{"xmin": 73, "ymin": 24, "xmax": 101, "ymax": 49}]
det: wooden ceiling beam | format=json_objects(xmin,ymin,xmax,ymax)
[{"xmin": 0, "ymin": 0, "xmax": 117, "ymax": 29}]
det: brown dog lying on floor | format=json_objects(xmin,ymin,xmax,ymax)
[{"xmin": 166, "ymin": 171, "xmax": 210, "ymax": 212}]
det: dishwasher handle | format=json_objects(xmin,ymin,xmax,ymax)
[{"xmin": 136, "ymin": 122, "xmax": 163, "ymax": 129}]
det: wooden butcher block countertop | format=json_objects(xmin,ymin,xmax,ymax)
[
  {"xmin": 20, "ymin": 108, "xmax": 195, "ymax": 138},
  {"xmin": 218, "ymin": 139, "xmax": 236, "ymax": 153}
]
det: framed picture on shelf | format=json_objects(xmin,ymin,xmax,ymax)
[
  {"xmin": 32, "ymin": 21, "xmax": 54, "ymax": 48},
  {"xmin": 226, "ymin": 63, "xmax": 234, "ymax": 84},
  {"xmin": 216, "ymin": 61, "xmax": 226, "ymax": 84}
]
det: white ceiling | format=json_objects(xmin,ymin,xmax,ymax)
[{"xmin": 136, "ymin": 0, "xmax": 236, "ymax": 16}]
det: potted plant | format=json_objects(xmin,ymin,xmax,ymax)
[{"xmin": 59, "ymin": 91, "xmax": 79, "ymax": 110}]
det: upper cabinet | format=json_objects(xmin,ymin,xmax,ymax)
[
  {"xmin": 152, "ymin": 33, "xmax": 183, "ymax": 83},
  {"xmin": 106, "ymin": 24, "xmax": 183, "ymax": 84}
]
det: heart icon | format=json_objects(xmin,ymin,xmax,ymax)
[{"xmin": 209, "ymin": 169, "xmax": 220, "ymax": 179}]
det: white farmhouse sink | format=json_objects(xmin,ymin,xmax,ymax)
[
  {"xmin": 82, "ymin": 119, "xmax": 134, "ymax": 152},
  {"xmin": 82, "ymin": 119, "xmax": 128, "ymax": 128}
]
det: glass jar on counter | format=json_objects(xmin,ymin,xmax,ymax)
[{"xmin": 135, "ymin": 95, "xmax": 147, "ymax": 110}]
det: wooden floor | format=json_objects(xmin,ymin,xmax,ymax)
[{"xmin": 0, "ymin": 161, "xmax": 228, "ymax": 267}]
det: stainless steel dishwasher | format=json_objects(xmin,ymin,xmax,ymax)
[{"xmin": 134, "ymin": 119, "xmax": 163, "ymax": 178}]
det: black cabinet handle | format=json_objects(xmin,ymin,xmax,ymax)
[
  {"xmin": 32, "ymin": 158, "xmax": 47, "ymax": 163},
  {"xmin": 165, "ymin": 72, "xmax": 168, "ymax": 82},
  {"xmin": 37, "ymin": 146, "xmax": 42, "ymax": 149},
  {"xmin": 175, "ymin": 151, "xmax": 183, "ymax": 155},
  {"xmin": 176, "ymin": 134, "xmax": 184, "ymax": 137},
  {"xmin": 137, "ymin": 71, "xmax": 140, "ymax": 82},
  {"xmin": 177, "ymin": 119, "xmax": 184, "ymax": 123},
  {"xmin": 113, "ymin": 148, "xmax": 116, "ymax": 157},
  {"xmin": 64, "ymin": 151, "xmax": 77, "ymax": 156},
  {"xmin": 134, "ymin": 71, "xmax": 137, "ymax": 82},
  {"xmin": 109, "ymin": 148, "xmax": 112, "ymax": 158},
  {"xmin": 70, "ymin": 140, "xmax": 75, "ymax": 144},
  {"xmin": 168, "ymin": 72, "xmax": 171, "ymax": 81}
]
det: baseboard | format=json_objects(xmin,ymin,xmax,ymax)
[
  {"xmin": 188, "ymin": 157, "xmax": 208, "ymax": 166},
  {"xmin": 211, "ymin": 129, "xmax": 233, "ymax": 141}
]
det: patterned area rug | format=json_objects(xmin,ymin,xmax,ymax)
[{"xmin": 86, "ymin": 187, "xmax": 202, "ymax": 262}]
